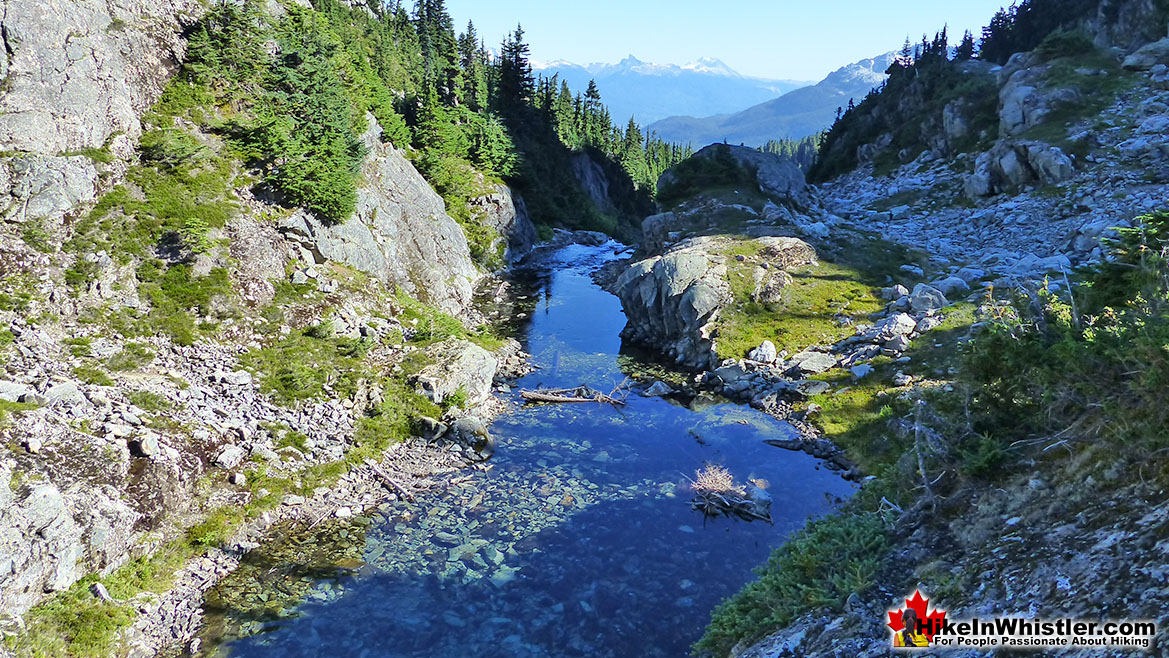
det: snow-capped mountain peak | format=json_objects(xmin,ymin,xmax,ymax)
[{"xmin": 682, "ymin": 57, "xmax": 740, "ymax": 77}]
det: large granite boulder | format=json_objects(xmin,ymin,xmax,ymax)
[
  {"xmin": 615, "ymin": 237, "xmax": 732, "ymax": 370},
  {"xmin": 966, "ymin": 141, "xmax": 1076, "ymax": 197},
  {"xmin": 1123, "ymin": 36, "xmax": 1169, "ymax": 70},
  {"xmin": 279, "ymin": 121, "xmax": 479, "ymax": 314},
  {"xmin": 616, "ymin": 235, "xmax": 817, "ymax": 369}
]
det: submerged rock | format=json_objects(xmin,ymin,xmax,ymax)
[
  {"xmin": 644, "ymin": 381, "xmax": 675, "ymax": 397},
  {"xmin": 446, "ymin": 417, "xmax": 495, "ymax": 460}
]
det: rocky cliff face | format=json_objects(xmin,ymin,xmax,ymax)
[
  {"xmin": 0, "ymin": 0, "xmax": 524, "ymax": 637},
  {"xmin": 0, "ymin": 0, "xmax": 206, "ymax": 224},
  {"xmin": 279, "ymin": 122, "xmax": 480, "ymax": 315},
  {"xmin": 571, "ymin": 152, "xmax": 617, "ymax": 216},
  {"xmin": 471, "ymin": 184, "xmax": 539, "ymax": 265}
]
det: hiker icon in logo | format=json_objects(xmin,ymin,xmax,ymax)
[
  {"xmin": 888, "ymin": 590, "xmax": 946, "ymax": 649},
  {"xmin": 893, "ymin": 607, "xmax": 930, "ymax": 647}
]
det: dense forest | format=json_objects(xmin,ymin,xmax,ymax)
[
  {"xmin": 760, "ymin": 136, "xmax": 820, "ymax": 172},
  {"xmin": 181, "ymin": 0, "xmax": 694, "ymax": 247}
]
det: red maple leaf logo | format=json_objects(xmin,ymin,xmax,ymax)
[{"xmin": 887, "ymin": 590, "xmax": 947, "ymax": 641}]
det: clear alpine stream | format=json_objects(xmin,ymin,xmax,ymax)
[{"xmin": 198, "ymin": 242, "xmax": 854, "ymax": 658}]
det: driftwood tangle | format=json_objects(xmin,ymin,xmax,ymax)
[
  {"xmin": 370, "ymin": 463, "xmax": 416, "ymax": 502},
  {"xmin": 519, "ymin": 386, "xmax": 626, "ymax": 406},
  {"xmin": 691, "ymin": 490, "xmax": 773, "ymax": 524}
]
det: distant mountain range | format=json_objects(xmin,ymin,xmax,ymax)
[
  {"xmin": 647, "ymin": 53, "xmax": 897, "ymax": 147},
  {"xmin": 532, "ymin": 55, "xmax": 811, "ymax": 126}
]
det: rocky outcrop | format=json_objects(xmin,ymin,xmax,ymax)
[
  {"xmin": 616, "ymin": 235, "xmax": 818, "ymax": 370},
  {"xmin": 0, "ymin": 154, "xmax": 102, "ymax": 225},
  {"xmin": 998, "ymin": 63, "xmax": 1081, "ymax": 138},
  {"xmin": 412, "ymin": 339, "xmax": 498, "ymax": 409},
  {"xmin": 470, "ymin": 184, "xmax": 539, "ymax": 264},
  {"xmin": 279, "ymin": 121, "xmax": 479, "ymax": 315},
  {"xmin": 0, "ymin": 464, "xmax": 140, "ymax": 616},
  {"xmin": 615, "ymin": 237, "xmax": 732, "ymax": 370},
  {"xmin": 678, "ymin": 144, "xmax": 814, "ymax": 209},
  {"xmin": 1124, "ymin": 36, "xmax": 1169, "ymax": 70},
  {"xmin": 571, "ymin": 152, "xmax": 617, "ymax": 216},
  {"xmin": 1092, "ymin": 0, "xmax": 1169, "ymax": 51},
  {"xmin": 966, "ymin": 140, "xmax": 1075, "ymax": 197},
  {"xmin": 0, "ymin": 0, "xmax": 205, "ymax": 224},
  {"xmin": 0, "ymin": 0, "xmax": 202, "ymax": 155}
]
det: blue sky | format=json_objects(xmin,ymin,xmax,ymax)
[{"xmin": 443, "ymin": 0, "xmax": 1009, "ymax": 81}]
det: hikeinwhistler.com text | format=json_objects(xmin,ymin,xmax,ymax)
[{"xmin": 921, "ymin": 617, "xmax": 1157, "ymax": 650}]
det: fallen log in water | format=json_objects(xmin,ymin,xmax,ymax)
[
  {"xmin": 519, "ymin": 385, "xmax": 626, "ymax": 406},
  {"xmin": 691, "ymin": 490, "xmax": 773, "ymax": 524}
]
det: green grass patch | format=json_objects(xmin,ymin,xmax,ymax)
[
  {"xmin": 698, "ymin": 304, "xmax": 979, "ymax": 657},
  {"xmin": 20, "ymin": 216, "xmax": 55, "ymax": 254},
  {"xmin": 63, "ymin": 337, "xmax": 92, "ymax": 357},
  {"xmin": 10, "ymin": 576, "xmax": 136, "ymax": 658},
  {"xmin": 395, "ymin": 290, "xmax": 504, "ymax": 351},
  {"xmin": 0, "ymin": 399, "xmax": 37, "ymax": 430},
  {"xmin": 716, "ymin": 234, "xmax": 924, "ymax": 359},
  {"xmin": 241, "ymin": 329, "xmax": 370, "ymax": 406},
  {"xmin": 0, "ymin": 273, "xmax": 36, "ymax": 313},
  {"xmin": 72, "ymin": 364, "xmax": 114, "ymax": 387},
  {"xmin": 104, "ymin": 342, "xmax": 155, "ymax": 371},
  {"xmin": 126, "ymin": 390, "xmax": 172, "ymax": 413},
  {"xmin": 800, "ymin": 304, "xmax": 978, "ymax": 471}
]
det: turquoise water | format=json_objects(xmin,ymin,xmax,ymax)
[{"xmin": 209, "ymin": 243, "xmax": 854, "ymax": 657}]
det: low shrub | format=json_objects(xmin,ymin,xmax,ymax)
[{"xmin": 695, "ymin": 512, "xmax": 889, "ymax": 657}]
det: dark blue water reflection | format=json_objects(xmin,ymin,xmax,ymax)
[{"xmin": 214, "ymin": 243, "xmax": 854, "ymax": 658}]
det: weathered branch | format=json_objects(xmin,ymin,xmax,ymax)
[{"xmin": 520, "ymin": 386, "xmax": 626, "ymax": 406}]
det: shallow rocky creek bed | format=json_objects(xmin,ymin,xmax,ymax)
[{"xmin": 197, "ymin": 244, "xmax": 854, "ymax": 658}]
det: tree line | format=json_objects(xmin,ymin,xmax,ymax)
[{"xmin": 182, "ymin": 0, "xmax": 693, "ymax": 249}]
